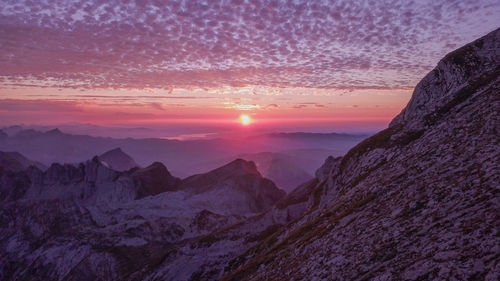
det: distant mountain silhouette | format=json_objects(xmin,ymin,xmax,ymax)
[
  {"xmin": 236, "ymin": 152, "xmax": 313, "ymax": 192},
  {"xmin": 0, "ymin": 128, "xmax": 365, "ymax": 178}
]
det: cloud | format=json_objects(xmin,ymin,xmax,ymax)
[
  {"xmin": 265, "ymin": 104, "xmax": 279, "ymax": 109},
  {"xmin": 150, "ymin": 103, "xmax": 165, "ymax": 110},
  {"xmin": 0, "ymin": 0, "xmax": 498, "ymax": 91},
  {"xmin": 291, "ymin": 102, "xmax": 326, "ymax": 109},
  {"xmin": 0, "ymin": 99, "xmax": 83, "ymax": 112},
  {"xmin": 234, "ymin": 104, "xmax": 260, "ymax": 110},
  {"xmin": 292, "ymin": 104, "xmax": 308, "ymax": 109}
]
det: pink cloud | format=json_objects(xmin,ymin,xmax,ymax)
[{"xmin": 0, "ymin": 0, "xmax": 498, "ymax": 91}]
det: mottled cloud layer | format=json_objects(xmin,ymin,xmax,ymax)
[{"xmin": 0, "ymin": 0, "xmax": 498, "ymax": 91}]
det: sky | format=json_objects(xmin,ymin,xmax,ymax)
[{"xmin": 0, "ymin": 0, "xmax": 499, "ymax": 138}]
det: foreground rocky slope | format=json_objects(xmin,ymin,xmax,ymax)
[{"xmin": 220, "ymin": 28, "xmax": 500, "ymax": 280}]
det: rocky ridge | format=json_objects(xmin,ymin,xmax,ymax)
[
  {"xmin": 219, "ymin": 28, "xmax": 500, "ymax": 281},
  {"xmin": 0, "ymin": 155, "xmax": 286, "ymax": 280}
]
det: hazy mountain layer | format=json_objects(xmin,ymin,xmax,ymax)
[{"xmin": 0, "ymin": 130, "xmax": 365, "ymax": 178}]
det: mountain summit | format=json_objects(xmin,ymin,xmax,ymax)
[
  {"xmin": 391, "ymin": 27, "xmax": 500, "ymax": 128},
  {"xmin": 180, "ymin": 159, "xmax": 286, "ymax": 214},
  {"xmin": 99, "ymin": 147, "xmax": 139, "ymax": 171},
  {"xmin": 132, "ymin": 162, "xmax": 181, "ymax": 198}
]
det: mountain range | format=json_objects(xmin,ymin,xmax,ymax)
[{"xmin": 0, "ymin": 127, "xmax": 365, "ymax": 180}]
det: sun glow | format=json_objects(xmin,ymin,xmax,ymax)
[{"xmin": 240, "ymin": 114, "xmax": 252, "ymax": 126}]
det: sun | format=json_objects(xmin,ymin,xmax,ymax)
[{"xmin": 240, "ymin": 114, "xmax": 252, "ymax": 126}]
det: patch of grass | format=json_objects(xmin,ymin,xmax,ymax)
[
  {"xmin": 245, "ymin": 224, "xmax": 283, "ymax": 243},
  {"xmin": 222, "ymin": 191, "xmax": 378, "ymax": 281},
  {"xmin": 397, "ymin": 130, "xmax": 425, "ymax": 146},
  {"xmin": 340, "ymin": 125, "xmax": 402, "ymax": 170},
  {"xmin": 192, "ymin": 234, "xmax": 222, "ymax": 248},
  {"xmin": 309, "ymin": 180, "xmax": 326, "ymax": 210},
  {"xmin": 190, "ymin": 220, "xmax": 246, "ymax": 249},
  {"xmin": 348, "ymin": 159, "xmax": 387, "ymax": 189}
]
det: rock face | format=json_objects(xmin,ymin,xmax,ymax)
[
  {"xmin": 0, "ymin": 156, "xmax": 286, "ymax": 280},
  {"xmin": 180, "ymin": 159, "xmax": 286, "ymax": 214},
  {"xmin": 18, "ymin": 157, "xmax": 139, "ymax": 204},
  {"xmin": 99, "ymin": 147, "xmax": 139, "ymax": 171},
  {"xmin": 391, "ymin": 29, "xmax": 500, "ymax": 128},
  {"xmin": 0, "ymin": 151, "xmax": 46, "ymax": 172},
  {"xmin": 132, "ymin": 162, "xmax": 181, "ymax": 198},
  {"xmin": 220, "ymin": 28, "xmax": 500, "ymax": 280},
  {"xmin": 0, "ymin": 151, "xmax": 47, "ymax": 202}
]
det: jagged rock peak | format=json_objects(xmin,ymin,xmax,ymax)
[
  {"xmin": 0, "ymin": 151, "xmax": 46, "ymax": 172},
  {"xmin": 314, "ymin": 156, "xmax": 342, "ymax": 182},
  {"xmin": 45, "ymin": 128, "xmax": 63, "ymax": 135},
  {"xmin": 132, "ymin": 161, "xmax": 181, "ymax": 198},
  {"xmin": 210, "ymin": 158, "xmax": 261, "ymax": 177},
  {"xmin": 179, "ymin": 158, "xmax": 285, "ymax": 213},
  {"xmin": 391, "ymin": 28, "xmax": 500, "ymax": 127},
  {"xmin": 99, "ymin": 147, "xmax": 139, "ymax": 171},
  {"xmin": 44, "ymin": 162, "xmax": 85, "ymax": 184},
  {"xmin": 179, "ymin": 159, "xmax": 264, "ymax": 194},
  {"xmin": 180, "ymin": 159, "xmax": 264, "ymax": 191}
]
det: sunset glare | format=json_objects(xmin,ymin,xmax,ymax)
[{"xmin": 240, "ymin": 115, "xmax": 252, "ymax": 126}]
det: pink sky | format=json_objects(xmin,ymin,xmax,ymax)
[
  {"xmin": 1, "ymin": 0, "xmax": 499, "ymax": 136},
  {"xmin": 0, "ymin": 86, "xmax": 410, "ymax": 134}
]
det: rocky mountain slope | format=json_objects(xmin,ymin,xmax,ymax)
[
  {"xmin": 0, "ymin": 154, "xmax": 286, "ymax": 280},
  {"xmin": 131, "ymin": 162, "xmax": 182, "ymax": 198},
  {"xmin": 180, "ymin": 159, "xmax": 285, "ymax": 214},
  {"xmin": 219, "ymin": 28, "xmax": 500, "ymax": 280},
  {"xmin": 0, "ymin": 151, "xmax": 46, "ymax": 172}
]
